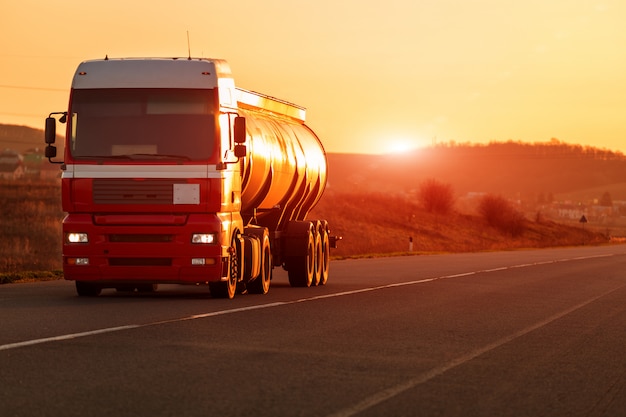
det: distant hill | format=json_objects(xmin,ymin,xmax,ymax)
[
  {"xmin": 0, "ymin": 124, "xmax": 63, "ymax": 157},
  {"xmin": 326, "ymin": 141, "xmax": 626, "ymax": 202},
  {"xmin": 0, "ymin": 124, "xmax": 47, "ymax": 153}
]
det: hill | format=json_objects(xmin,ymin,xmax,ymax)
[
  {"xmin": 0, "ymin": 123, "xmax": 63, "ymax": 154},
  {"xmin": 326, "ymin": 140, "xmax": 626, "ymax": 202},
  {"xmin": 0, "ymin": 124, "xmax": 46, "ymax": 153}
]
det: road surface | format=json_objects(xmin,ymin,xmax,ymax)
[{"xmin": 1, "ymin": 245, "xmax": 626, "ymax": 416}]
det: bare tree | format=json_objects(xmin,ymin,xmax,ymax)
[{"xmin": 419, "ymin": 178, "xmax": 454, "ymax": 215}]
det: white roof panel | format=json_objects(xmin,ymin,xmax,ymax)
[{"xmin": 71, "ymin": 58, "xmax": 228, "ymax": 89}]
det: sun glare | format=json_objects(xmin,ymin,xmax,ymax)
[{"xmin": 385, "ymin": 139, "xmax": 419, "ymax": 155}]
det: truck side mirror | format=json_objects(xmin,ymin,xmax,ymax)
[
  {"xmin": 45, "ymin": 145, "xmax": 57, "ymax": 159},
  {"xmin": 45, "ymin": 117, "xmax": 56, "ymax": 144},
  {"xmin": 234, "ymin": 116, "xmax": 246, "ymax": 144},
  {"xmin": 234, "ymin": 144, "xmax": 247, "ymax": 158},
  {"xmin": 44, "ymin": 113, "xmax": 65, "ymax": 164}
]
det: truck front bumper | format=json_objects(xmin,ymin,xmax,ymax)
[{"xmin": 62, "ymin": 213, "xmax": 230, "ymax": 285}]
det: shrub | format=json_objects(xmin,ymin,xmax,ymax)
[
  {"xmin": 418, "ymin": 179, "xmax": 454, "ymax": 215},
  {"xmin": 478, "ymin": 194, "xmax": 526, "ymax": 236}
]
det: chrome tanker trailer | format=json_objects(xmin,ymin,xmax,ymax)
[{"xmin": 44, "ymin": 57, "xmax": 339, "ymax": 298}]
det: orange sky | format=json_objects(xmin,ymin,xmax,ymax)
[{"xmin": 2, "ymin": 0, "xmax": 625, "ymax": 154}]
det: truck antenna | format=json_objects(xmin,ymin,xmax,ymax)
[{"xmin": 187, "ymin": 31, "xmax": 192, "ymax": 60}]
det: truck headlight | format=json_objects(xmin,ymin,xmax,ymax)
[
  {"xmin": 66, "ymin": 232, "xmax": 89, "ymax": 243},
  {"xmin": 192, "ymin": 233, "xmax": 216, "ymax": 244}
]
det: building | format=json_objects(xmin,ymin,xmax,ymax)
[{"xmin": 0, "ymin": 149, "xmax": 24, "ymax": 180}]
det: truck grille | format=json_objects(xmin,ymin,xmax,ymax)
[
  {"xmin": 93, "ymin": 179, "xmax": 175, "ymax": 205},
  {"xmin": 108, "ymin": 234, "xmax": 174, "ymax": 243},
  {"xmin": 109, "ymin": 258, "xmax": 173, "ymax": 266}
]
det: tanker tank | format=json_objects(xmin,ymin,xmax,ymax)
[{"xmin": 236, "ymin": 88, "xmax": 327, "ymax": 232}]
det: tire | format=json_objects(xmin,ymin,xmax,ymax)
[
  {"xmin": 287, "ymin": 229, "xmax": 315, "ymax": 287},
  {"xmin": 76, "ymin": 281, "xmax": 101, "ymax": 297},
  {"xmin": 312, "ymin": 225, "xmax": 323, "ymax": 286},
  {"xmin": 248, "ymin": 233, "xmax": 272, "ymax": 294},
  {"xmin": 319, "ymin": 224, "xmax": 330, "ymax": 286},
  {"xmin": 209, "ymin": 234, "xmax": 240, "ymax": 299}
]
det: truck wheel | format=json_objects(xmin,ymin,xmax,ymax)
[
  {"xmin": 76, "ymin": 281, "xmax": 101, "ymax": 297},
  {"xmin": 287, "ymin": 229, "xmax": 315, "ymax": 287},
  {"xmin": 312, "ymin": 223, "xmax": 323, "ymax": 286},
  {"xmin": 248, "ymin": 233, "xmax": 272, "ymax": 294},
  {"xmin": 319, "ymin": 223, "xmax": 330, "ymax": 286},
  {"xmin": 209, "ymin": 235, "xmax": 240, "ymax": 299}
]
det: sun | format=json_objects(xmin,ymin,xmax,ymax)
[
  {"xmin": 388, "ymin": 141, "xmax": 412, "ymax": 153},
  {"xmin": 385, "ymin": 138, "xmax": 419, "ymax": 154}
]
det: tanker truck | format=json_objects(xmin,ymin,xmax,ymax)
[{"xmin": 44, "ymin": 57, "xmax": 339, "ymax": 299}]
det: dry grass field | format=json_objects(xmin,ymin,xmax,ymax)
[
  {"xmin": 1, "ymin": 180, "xmax": 63, "ymax": 273},
  {"xmin": 310, "ymin": 190, "xmax": 608, "ymax": 259}
]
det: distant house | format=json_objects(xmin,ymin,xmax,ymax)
[
  {"xmin": 23, "ymin": 150, "xmax": 44, "ymax": 178},
  {"xmin": 553, "ymin": 203, "xmax": 586, "ymax": 220},
  {"xmin": 0, "ymin": 149, "xmax": 24, "ymax": 180}
]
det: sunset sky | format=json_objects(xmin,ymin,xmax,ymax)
[{"xmin": 2, "ymin": 0, "xmax": 625, "ymax": 154}]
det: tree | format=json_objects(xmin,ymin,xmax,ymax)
[
  {"xmin": 478, "ymin": 194, "xmax": 526, "ymax": 236},
  {"xmin": 599, "ymin": 191, "xmax": 613, "ymax": 207},
  {"xmin": 418, "ymin": 179, "xmax": 454, "ymax": 215}
]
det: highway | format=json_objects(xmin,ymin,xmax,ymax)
[{"xmin": 2, "ymin": 245, "xmax": 626, "ymax": 417}]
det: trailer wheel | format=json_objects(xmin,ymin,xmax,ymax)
[
  {"xmin": 76, "ymin": 281, "xmax": 101, "ymax": 297},
  {"xmin": 312, "ymin": 223, "xmax": 323, "ymax": 286},
  {"xmin": 209, "ymin": 235, "xmax": 240, "ymax": 299},
  {"xmin": 248, "ymin": 232, "xmax": 272, "ymax": 294},
  {"xmin": 319, "ymin": 222, "xmax": 330, "ymax": 286},
  {"xmin": 287, "ymin": 228, "xmax": 315, "ymax": 287}
]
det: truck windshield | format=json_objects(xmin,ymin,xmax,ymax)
[{"xmin": 69, "ymin": 89, "xmax": 217, "ymax": 161}]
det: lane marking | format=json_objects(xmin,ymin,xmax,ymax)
[
  {"xmin": 326, "ymin": 283, "xmax": 626, "ymax": 417},
  {"xmin": 0, "ymin": 325, "xmax": 140, "ymax": 351},
  {"xmin": 0, "ymin": 252, "xmax": 619, "ymax": 352}
]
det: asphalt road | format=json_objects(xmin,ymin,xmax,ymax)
[{"xmin": 2, "ymin": 245, "xmax": 626, "ymax": 417}]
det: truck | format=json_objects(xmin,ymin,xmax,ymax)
[{"xmin": 44, "ymin": 57, "xmax": 339, "ymax": 299}]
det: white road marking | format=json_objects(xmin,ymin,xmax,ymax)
[
  {"xmin": 0, "ymin": 253, "xmax": 616, "ymax": 353},
  {"xmin": 0, "ymin": 325, "xmax": 140, "ymax": 351},
  {"xmin": 326, "ymin": 284, "xmax": 624, "ymax": 417}
]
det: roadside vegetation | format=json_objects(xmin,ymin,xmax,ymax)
[
  {"xmin": 1, "ymin": 180, "xmax": 63, "ymax": 279},
  {"xmin": 1, "ymin": 270, "xmax": 63, "ymax": 284},
  {"xmin": 478, "ymin": 194, "xmax": 526, "ymax": 236},
  {"xmin": 310, "ymin": 189, "xmax": 609, "ymax": 259}
]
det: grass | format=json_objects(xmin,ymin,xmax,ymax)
[
  {"xmin": 0, "ymin": 180, "xmax": 614, "ymax": 283},
  {"xmin": 0, "ymin": 179, "xmax": 63, "ymax": 274},
  {"xmin": 0, "ymin": 270, "xmax": 64, "ymax": 284}
]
